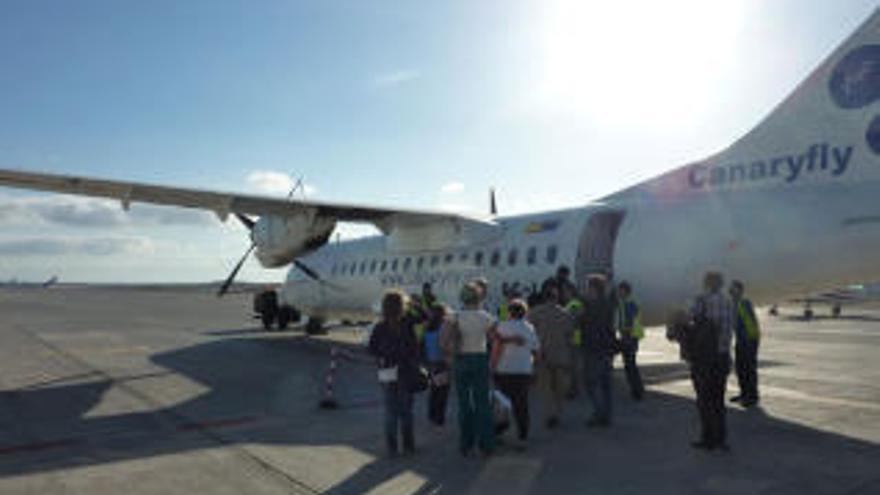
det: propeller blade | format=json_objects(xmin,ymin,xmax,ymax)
[
  {"xmin": 235, "ymin": 213, "xmax": 255, "ymax": 231},
  {"xmin": 217, "ymin": 244, "xmax": 256, "ymax": 297},
  {"xmin": 292, "ymin": 259, "xmax": 323, "ymax": 282}
]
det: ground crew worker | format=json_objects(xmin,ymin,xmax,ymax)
[
  {"xmin": 527, "ymin": 285, "xmax": 576, "ymax": 428},
  {"xmin": 564, "ymin": 295, "xmax": 584, "ymax": 399},
  {"xmin": 616, "ymin": 281, "xmax": 645, "ymax": 400},
  {"xmin": 730, "ymin": 280, "xmax": 760, "ymax": 407}
]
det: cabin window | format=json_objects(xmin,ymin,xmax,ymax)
[
  {"xmin": 431, "ymin": 255, "xmax": 440, "ymax": 267},
  {"xmin": 359, "ymin": 261, "xmax": 366, "ymax": 274},
  {"xmin": 490, "ymin": 250, "xmax": 501, "ymax": 267},
  {"xmin": 350, "ymin": 262, "xmax": 357, "ymax": 276},
  {"xmin": 403, "ymin": 257, "xmax": 412, "ymax": 272},
  {"xmin": 474, "ymin": 251, "xmax": 484, "ymax": 266},
  {"xmin": 380, "ymin": 260, "xmax": 388, "ymax": 272},
  {"xmin": 508, "ymin": 249, "xmax": 518, "ymax": 266},
  {"xmin": 370, "ymin": 260, "xmax": 377, "ymax": 273},
  {"xmin": 444, "ymin": 253, "xmax": 454, "ymax": 265},
  {"xmin": 391, "ymin": 258, "xmax": 399, "ymax": 272},
  {"xmin": 547, "ymin": 245, "xmax": 558, "ymax": 264},
  {"xmin": 527, "ymin": 247, "xmax": 537, "ymax": 266},
  {"xmin": 417, "ymin": 257, "xmax": 425, "ymax": 270}
]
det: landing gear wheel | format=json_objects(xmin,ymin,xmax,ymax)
[
  {"xmin": 804, "ymin": 308, "xmax": 814, "ymax": 320},
  {"xmin": 306, "ymin": 317, "xmax": 325, "ymax": 335},
  {"xmin": 769, "ymin": 305, "xmax": 779, "ymax": 317},
  {"xmin": 832, "ymin": 304, "xmax": 842, "ymax": 319}
]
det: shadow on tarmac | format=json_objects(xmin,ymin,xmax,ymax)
[{"xmin": 0, "ymin": 332, "xmax": 878, "ymax": 494}]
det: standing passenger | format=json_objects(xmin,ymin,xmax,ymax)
[
  {"xmin": 492, "ymin": 300, "xmax": 539, "ymax": 447},
  {"xmin": 422, "ymin": 303, "xmax": 452, "ymax": 429},
  {"xmin": 450, "ymin": 283, "xmax": 497, "ymax": 457},
  {"xmin": 616, "ymin": 281, "xmax": 645, "ymax": 400},
  {"xmin": 579, "ymin": 275, "xmax": 616, "ymax": 427},
  {"xmin": 729, "ymin": 280, "xmax": 761, "ymax": 407},
  {"xmin": 689, "ymin": 272, "xmax": 734, "ymax": 451},
  {"xmin": 368, "ymin": 290, "xmax": 420, "ymax": 457},
  {"xmin": 528, "ymin": 285, "xmax": 576, "ymax": 428}
]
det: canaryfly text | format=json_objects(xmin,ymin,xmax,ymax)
[{"xmin": 688, "ymin": 143, "xmax": 854, "ymax": 189}]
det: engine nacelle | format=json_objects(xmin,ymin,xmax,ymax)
[{"xmin": 252, "ymin": 212, "xmax": 336, "ymax": 268}]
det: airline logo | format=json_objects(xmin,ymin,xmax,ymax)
[
  {"xmin": 688, "ymin": 143, "xmax": 854, "ymax": 189},
  {"xmin": 524, "ymin": 220, "xmax": 560, "ymax": 234},
  {"xmin": 829, "ymin": 44, "xmax": 880, "ymax": 155},
  {"xmin": 829, "ymin": 44, "xmax": 880, "ymax": 109}
]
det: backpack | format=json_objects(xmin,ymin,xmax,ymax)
[{"xmin": 683, "ymin": 298, "xmax": 720, "ymax": 365}]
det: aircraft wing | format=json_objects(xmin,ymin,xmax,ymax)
[{"xmin": 0, "ymin": 168, "xmax": 493, "ymax": 234}]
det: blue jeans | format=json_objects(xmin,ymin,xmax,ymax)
[
  {"xmin": 583, "ymin": 352, "xmax": 613, "ymax": 422},
  {"xmin": 382, "ymin": 382, "xmax": 414, "ymax": 454},
  {"xmin": 454, "ymin": 353, "xmax": 494, "ymax": 454}
]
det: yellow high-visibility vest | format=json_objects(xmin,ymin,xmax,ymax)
[
  {"xmin": 738, "ymin": 300, "xmax": 760, "ymax": 341},
  {"xmin": 618, "ymin": 297, "xmax": 645, "ymax": 340},
  {"xmin": 566, "ymin": 299, "xmax": 584, "ymax": 346}
]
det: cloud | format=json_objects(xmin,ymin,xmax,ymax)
[
  {"xmin": 0, "ymin": 236, "xmax": 153, "ymax": 256},
  {"xmin": 440, "ymin": 182, "xmax": 465, "ymax": 194},
  {"xmin": 245, "ymin": 170, "xmax": 316, "ymax": 196},
  {"xmin": 0, "ymin": 195, "xmax": 217, "ymax": 228},
  {"xmin": 372, "ymin": 69, "xmax": 420, "ymax": 88}
]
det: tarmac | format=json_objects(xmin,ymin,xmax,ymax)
[{"xmin": 0, "ymin": 286, "xmax": 877, "ymax": 494}]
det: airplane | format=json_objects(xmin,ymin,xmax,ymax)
[
  {"xmin": 770, "ymin": 282, "xmax": 880, "ymax": 320},
  {"xmin": 1, "ymin": 10, "xmax": 879, "ymax": 335}
]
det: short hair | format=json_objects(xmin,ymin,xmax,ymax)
[
  {"xmin": 587, "ymin": 274, "xmax": 606, "ymax": 295},
  {"xmin": 703, "ymin": 272, "xmax": 724, "ymax": 292},
  {"xmin": 618, "ymin": 281, "xmax": 632, "ymax": 295},
  {"xmin": 557, "ymin": 265, "xmax": 570, "ymax": 276},
  {"xmin": 508, "ymin": 299, "xmax": 528, "ymax": 319},
  {"xmin": 381, "ymin": 290, "xmax": 407, "ymax": 322},
  {"xmin": 422, "ymin": 282, "xmax": 433, "ymax": 291},
  {"xmin": 460, "ymin": 283, "xmax": 480, "ymax": 307},
  {"xmin": 730, "ymin": 280, "xmax": 744, "ymax": 291}
]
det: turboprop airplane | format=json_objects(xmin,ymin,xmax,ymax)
[
  {"xmin": 1, "ymin": 10, "xmax": 880, "ymax": 334},
  {"xmin": 769, "ymin": 282, "xmax": 880, "ymax": 320}
]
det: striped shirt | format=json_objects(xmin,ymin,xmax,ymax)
[{"xmin": 692, "ymin": 291, "xmax": 734, "ymax": 354}]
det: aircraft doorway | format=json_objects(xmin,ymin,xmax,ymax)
[{"xmin": 574, "ymin": 211, "xmax": 626, "ymax": 294}]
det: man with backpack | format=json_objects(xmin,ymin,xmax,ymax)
[{"xmin": 688, "ymin": 272, "xmax": 734, "ymax": 451}]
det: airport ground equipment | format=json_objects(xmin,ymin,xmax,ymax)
[{"xmin": 253, "ymin": 289, "xmax": 300, "ymax": 331}]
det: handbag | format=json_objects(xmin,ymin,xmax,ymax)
[{"xmin": 409, "ymin": 366, "xmax": 430, "ymax": 394}]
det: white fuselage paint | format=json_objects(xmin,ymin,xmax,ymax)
[{"xmin": 279, "ymin": 176, "xmax": 880, "ymax": 327}]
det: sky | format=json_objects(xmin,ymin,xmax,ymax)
[{"xmin": 0, "ymin": 0, "xmax": 877, "ymax": 283}]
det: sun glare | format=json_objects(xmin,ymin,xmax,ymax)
[{"xmin": 530, "ymin": 0, "xmax": 745, "ymax": 130}]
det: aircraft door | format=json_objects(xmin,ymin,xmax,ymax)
[{"xmin": 574, "ymin": 211, "xmax": 626, "ymax": 294}]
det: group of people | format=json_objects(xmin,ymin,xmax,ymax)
[
  {"xmin": 672, "ymin": 272, "xmax": 762, "ymax": 451},
  {"xmin": 368, "ymin": 267, "xmax": 761, "ymax": 458}
]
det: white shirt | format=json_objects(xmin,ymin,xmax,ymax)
[
  {"xmin": 495, "ymin": 318, "xmax": 540, "ymax": 374},
  {"xmin": 455, "ymin": 309, "xmax": 496, "ymax": 354}
]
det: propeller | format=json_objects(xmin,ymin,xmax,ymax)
[
  {"xmin": 216, "ymin": 209, "xmax": 332, "ymax": 296},
  {"xmin": 217, "ymin": 213, "xmax": 259, "ymax": 297},
  {"xmin": 490, "ymin": 187, "xmax": 498, "ymax": 216}
]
